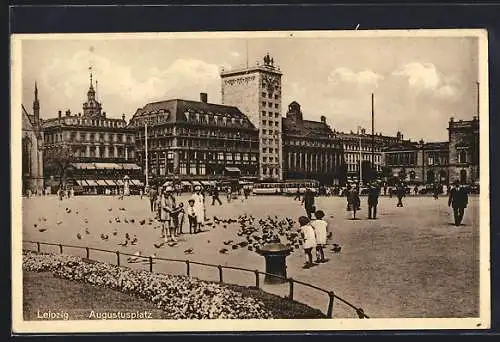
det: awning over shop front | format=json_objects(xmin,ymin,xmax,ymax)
[
  {"xmin": 162, "ymin": 181, "xmax": 173, "ymax": 187},
  {"xmin": 94, "ymin": 163, "xmax": 121, "ymax": 170},
  {"xmin": 71, "ymin": 163, "xmax": 96, "ymax": 170},
  {"xmin": 75, "ymin": 180, "xmax": 85, "ymax": 186},
  {"xmin": 181, "ymin": 181, "xmax": 192, "ymax": 186},
  {"xmin": 131, "ymin": 180, "xmax": 144, "ymax": 187},
  {"xmin": 104, "ymin": 180, "xmax": 116, "ymax": 186},
  {"xmin": 224, "ymin": 167, "xmax": 241, "ymax": 173},
  {"xmin": 200, "ymin": 181, "xmax": 211, "ymax": 185},
  {"xmin": 191, "ymin": 181, "xmax": 202, "ymax": 186},
  {"xmin": 96, "ymin": 180, "xmax": 108, "ymax": 186},
  {"xmin": 114, "ymin": 180, "xmax": 124, "ymax": 186},
  {"xmin": 86, "ymin": 180, "xmax": 98, "ymax": 186},
  {"xmin": 121, "ymin": 163, "xmax": 141, "ymax": 170}
]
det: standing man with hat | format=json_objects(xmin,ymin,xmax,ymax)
[
  {"xmin": 448, "ymin": 180, "xmax": 469, "ymax": 226},
  {"xmin": 367, "ymin": 181, "xmax": 381, "ymax": 219},
  {"xmin": 302, "ymin": 187, "xmax": 316, "ymax": 219}
]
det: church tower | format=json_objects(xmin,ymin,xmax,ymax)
[
  {"xmin": 220, "ymin": 53, "xmax": 283, "ymax": 181},
  {"xmin": 82, "ymin": 70, "xmax": 103, "ymax": 117},
  {"xmin": 33, "ymin": 82, "xmax": 40, "ymax": 126}
]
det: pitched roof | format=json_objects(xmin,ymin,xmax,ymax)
[
  {"xmin": 282, "ymin": 117, "xmax": 333, "ymax": 138},
  {"xmin": 383, "ymin": 141, "xmax": 420, "ymax": 152},
  {"xmin": 128, "ymin": 99, "xmax": 256, "ymax": 130},
  {"xmin": 423, "ymin": 141, "xmax": 449, "ymax": 150}
]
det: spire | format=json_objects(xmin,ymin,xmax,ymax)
[{"xmin": 33, "ymin": 81, "xmax": 40, "ymax": 123}]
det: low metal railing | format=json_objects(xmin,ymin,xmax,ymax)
[{"xmin": 23, "ymin": 240, "xmax": 369, "ymax": 319}]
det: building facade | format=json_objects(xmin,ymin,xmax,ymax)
[
  {"xmin": 128, "ymin": 93, "xmax": 260, "ymax": 183},
  {"xmin": 220, "ymin": 53, "xmax": 283, "ymax": 181},
  {"xmin": 22, "ymin": 83, "xmax": 44, "ymax": 194},
  {"xmin": 42, "ymin": 74, "xmax": 141, "ymax": 193},
  {"xmin": 383, "ymin": 140, "xmax": 449, "ymax": 184},
  {"xmin": 448, "ymin": 116, "xmax": 479, "ymax": 184},
  {"xmin": 336, "ymin": 129, "xmax": 405, "ymax": 184},
  {"xmin": 281, "ymin": 101, "xmax": 344, "ymax": 185}
]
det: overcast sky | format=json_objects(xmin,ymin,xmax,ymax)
[{"xmin": 21, "ymin": 34, "xmax": 479, "ymax": 142}]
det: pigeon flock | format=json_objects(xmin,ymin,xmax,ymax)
[{"xmin": 31, "ymin": 203, "xmax": 342, "ymax": 266}]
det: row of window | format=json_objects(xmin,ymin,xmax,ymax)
[
  {"xmin": 145, "ymin": 151, "xmax": 258, "ymax": 162},
  {"xmin": 262, "ymin": 119, "xmax": 280, "ymax": 127},
  {"xmin": 385, "ymin": 152, "xmax": 418, "ymax": 166},
  {"xmin": 344, "ymin": 144, "xmax": 381, "ymax": 152},
  {"xmin": 62, "ymin": 117, "xmax": 126, "ymax": 128},
  {"xmin": 137, "ymin": 127, "xmax": 255, "ymax": 140},
  {"xmin": 261, "ymin": 129, "xmax": 280, "ymax": 136},
  {"xmin": 71, "ymin": 146, "xmax": 132, "ymax": 159},
  {"xmin": 262, "ymin": 111, "xmax": 280, "ymax": 119},
  {"xmin": 287, "ymin": 139, "xmax": 336, "ymax": 148},
  {"xmin": 345, "ymin": 154, "xmax": 381, "ymax": 163},
  {"xmin": 261, "ymin": 92, "xmax": 279, "ymax": 100},
  {"xmin": 347, "ymin": 164, "xmax": 382, "ymax": 172},
  {"xmin": 184, "ymin": 112, "xmax": 247, "ymax": 127},
  {"xmin": 262, "ymin": 101, "xmax": 279, "ymax": 109},
  {"xmin": 262, "ymin": 156, "xmax": 277, "ymax": 163},
  {"xmin": 262, "ymin": 147, "xmax": 278, "ymax": 154},
  {"xmin": 262, "ymin": 166, "xmax": 280, "ymax": 177},
  {"xmin": 44, "ymin": 131, "xmax": 134, "ymax": 145}
]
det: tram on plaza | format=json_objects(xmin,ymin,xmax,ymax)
[{"xmin": 252, "ymin": 179, "xmax": 320, "ymax": 195}]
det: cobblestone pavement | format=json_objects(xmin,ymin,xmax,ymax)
[{"xmin": 22, "ymin": 193, "xmax": 480, "ymax": 318}]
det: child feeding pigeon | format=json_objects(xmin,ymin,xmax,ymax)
[
  {"xmin": 298, "ymin": 216, "xmax": 316, "ymax": 269},
  {"xmin": 310, "ymin": 210, "xmax": 329, "ymax": 263}
]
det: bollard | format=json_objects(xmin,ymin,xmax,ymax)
[
  {"xmin": 327, "ymin": 291, "xmax": 335, "ymax": 318},
  {"xmin": 288, "ymin": 278, "xmax": 294, "ymax": 300},
  {"xmin": 186, "ymin": 260, "xmax": 190, "ymax": 277},
  {"xmin": 116, "ymin": 251, "xmax": 120, "ymax": 266},
  {"xmin": 149, "ymin": 256, "xmax": 153, "ymax": 272},
  {"xmin": 59, "ymin": 244, "xmax": 63, "ymax": 254},
  {"xmin": 254, "ymin": 270, "xmax": 260, "ymax": 289},
  {"xmin": 218, "ymin": 265, "xmax": 223, "ymax": 283},
  {"xmin": 36, "ymin": 242, "xmax": 40, "ymax": 253},
  {"xmin": 85, "ymin": 247, "xmax": 90, "ymax": 259}
]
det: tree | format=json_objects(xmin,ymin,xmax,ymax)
[{"xmin": 44, "ymin": 144, "xmax": 74, "ymax": 187}]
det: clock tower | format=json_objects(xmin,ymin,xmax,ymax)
[{"xmin": 221, "ymin": 53, "xmax": 283, "ymax": 181}]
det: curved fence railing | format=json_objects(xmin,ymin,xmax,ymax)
[{"xmin": 22, "ymin": 240, "xmax": 369, "ymax": 319}]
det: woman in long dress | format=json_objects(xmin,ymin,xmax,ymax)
[
  {"xmin": 191, "ymin": 186, "xmax": 205, "ymax": 233},
  {"xmin": 159, "ymin": 187, "xmax": 175, "ymax": 241}
]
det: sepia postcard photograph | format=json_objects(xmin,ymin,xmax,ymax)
[{"xmin": 11, "ymin": 29, "xmax": 490, "ymax": 333}]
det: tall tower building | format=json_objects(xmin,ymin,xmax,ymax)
[
  {"xmin": 220, "ymin": 53, "xmax": 283, "ymax": 181},
  {"xmin": 33, "ymin": 82, "xmax": 40, "ymax": 125}
]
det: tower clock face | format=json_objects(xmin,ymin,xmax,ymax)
[{"xmin": 262, "ymin": 74, "xmax": 280, "ymax": 94}]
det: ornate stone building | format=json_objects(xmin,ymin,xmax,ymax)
[
  {"xmin": 383, "ymin": 140, "xmax": 449, "ymax": 184},
  {"xmin": 220, "ymin": 53, "xmax": 283, "ymax": 181},
  {"xmin": 336, "ymin": 129, "xmax": 405, "ymax": 184},
  {"xmin": 448, "ymin": 116, "xmax": 479, "ymax": 184},
  {"xmin": 128, "ymin": 93, "xmax": 259, "ymax": 183},
  {"xmin": 42, "ymin": 73, "xmax": 141, "ymax": 193},
  {"xmin": 281, "ymin": 101, "xmax": 344, "ymax": 185},
  {"xmin": 22, "ymin": 83, "xmax": 44, "ymax": 194}
]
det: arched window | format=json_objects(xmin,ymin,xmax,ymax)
[{"xmin": 22, "ymin": 136, "xmax": 32, "ymax": 176}]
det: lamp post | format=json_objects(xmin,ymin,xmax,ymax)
[
  {"xmin": 144, "ymin": 122, "xmax": 149, "ymax": 189},
  {"xmin": 357, "ymin": 126, "xmax": 362, "ymax": 186}
]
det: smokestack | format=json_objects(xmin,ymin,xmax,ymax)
[
  {"xmin": 65, "ymin": 109, "xmax": 71, "ymax": 117},
  {"xmin": 200, "ymin": 92, "xmax": 208, "ymax": 103},
  {"xmin": 320, "ymin": 115, "xmax": 326, "ymax": 124},
  {"xmin": 58, "ymin": 110, "xmax": 62, "ymax": 123}
]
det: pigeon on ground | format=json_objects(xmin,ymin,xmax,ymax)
[
  {"xmin": 139, "ymin": 219, "xmax": 146, "ymax": 225},
  {"xmin": 131, "ymin": 236, "xmax": 138, "ymax": 245},
  {"xmin": 76, "ymin": 233, "xmax": 82, "ymax": 240},
  {"xmin": 118, "ymin": 240, "xmax": 128, "ymax": 247},
  {"xmin": 112, "ymin": 230, "xmax": 117, "ymax": 236},
  {"xmin": 153, "ymin": 242, "xmax": 164, "ymax": 249},
  {"xmin": 108, "ymin": 208, "xmax": 112, "ymax": 211},
  {"xmin": 184, "ymin": 248, "xmax": 194, "ymax": 255},
  {"xmin": 57, "ymin": 221, "xmax": 63, "ymax": 225},
  {"xmin": 85, "ymin": 228, "xmax": 90, "ymax": 234},
  {"xmin": 231, "ymin": 245, "xmax": 239, "ymax": 250},
  {"xmin": 38, "ymin": 228, "xmax": 47, "ymax": 232},
  {"xmin": 219, "ymin": 248, "xmax": 228, "ymax": 254},
  {"xmin": 34, "ymin": 224, "xmax": 37, "ymax": 228},
  {"xmin": 223, "ymin": 240, "xmax": 233, "ymax": 245},
  {"xmin": 167, "ymin": 241, "xmax": 178, "ymax": 247},
  {"xmin": 125, "ymin": 233, "xmax": 130, "ymax": 240},
  {"xmin": 127, "ymin": 251, "xmax": 141, "ymax": 263}
]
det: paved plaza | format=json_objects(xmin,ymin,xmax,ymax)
[{"xmin": 22, "ymin": 193, "xmax": 480, "ymax": 318}]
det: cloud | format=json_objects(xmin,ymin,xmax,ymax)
[
  {"xmin": 39, "ymin": 50, "xmax": 222, "ymax": 114},
  {"xmin": 392, "ymin": 62, "xmax": 461, "ymax": 101},
  {"xmin": 328, "ymin": 67, "xmax": 384, "ymax": 89}
]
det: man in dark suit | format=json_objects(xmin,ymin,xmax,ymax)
[
  {"xmin": 448, "ymin": 180, "xmax": 469, "ymax": 226},
  {"xmin": 367, "ymin": 182, "xmax": 381, "ymax": 219},
  {"xmin": 302, "ymin": 188, "xmax": 316, "ymax": 219},
  {"xmin": 396, "ymin": 182, "xmax": 405, "ymax": 207}
]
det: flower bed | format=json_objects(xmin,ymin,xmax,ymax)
[{"xmin": 23, "ymin": 251, "xmax": 273, "ymax": 319}]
